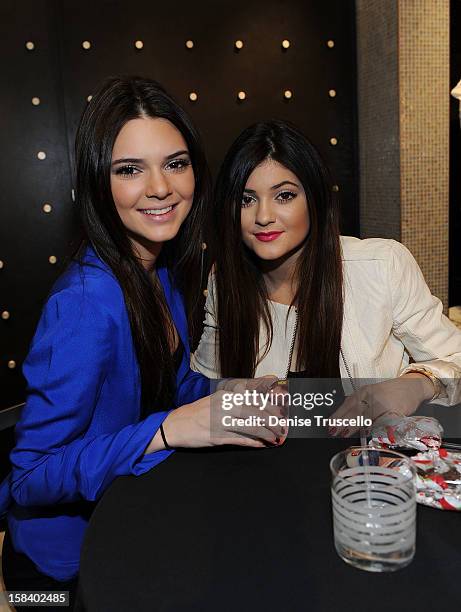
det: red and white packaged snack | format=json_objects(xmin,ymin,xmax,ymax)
[
  {"xmin": 367, "ymin": 415, "xmax": 461, "ymax": 509},
  {"xmin": 370, "ymin": 415, "xmax": 443, "ymax": 452},
  {"xmin": 411, "ymin": 448, "xmax": 461, "ymax": 511}
]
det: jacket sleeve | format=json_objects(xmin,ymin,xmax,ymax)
[
  {"xmin": 190, "ymin": 272, "xmax": 222, "ymax": 378},
  {"xmin": 9, "ymin": 288, "xmax": 172, "ymax": 507},
  {"xmin": 175, "ymin": 369, "xmax": 210, "ymax": 407},
  {"xmin": 388, "ymin": 240, "xmax": 461, "ymax": 405}
]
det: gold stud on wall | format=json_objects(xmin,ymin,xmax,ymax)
[
  {"xmin": 284, "ymin": 90, "xmax": 293, "ymax": 100},
  {"xmin": 0, "ymin": 261, "xmax": 3, "ymax": 269},
  {"xmin": 135, "ymin": 40, "xmax": 144, "ymax": 50},
  {"xmin": 203, "ymin": 289, "xmax": 208, "ymax": 297},
  {"xmin": 82, "ymin": 41, "xmax": 91, "ymax": 50},
  {"xmin": 327, "ymin": 40, "xmax": 335, "ymax": 49},
  {"xmin": 282, "ymin": 39, "xmax": 290, "ymax": 49},
  {"xmin": 185, "ymin": 40, "xmax": 194, "ymax": 49},
  {"xmin": 32, "ymin": 97, "xmax": 41, "ymax": 106},
  {"xmin": 235, "ymin": 40, "xmax": 244, "ymax": 50},
  {"xmin": 37, "ymin": 151, "xmax": 46, "ymax": 160},
  {"xmin": 189, "ymin": 92, "xmax": 198, "ymax": 102},
  {"xmin": 49, "ymin": 255, "xmax": 57, "ymax": 264},
  {"xmin": 201, "ymin": 242, "xmax": 207, "ymax": 250},
  {"xmin": 8, "ymin": 360, "xmax": 16, "ymax": 369},
  {"xmin": 330, "ymin": 137, "xmax": 338, "ymax": 146},
  {"xmin": 2, "ymin": 311, "xmax": 10, "ymax": 320},
  {"xmin": 328, "ymin": 89, "xmax": 336, "ymax": 98},
  {"xmin": 237, "ymin": 91, "xmax": 246, "ymax": 101},
  {"xmin": 332, "ymin": 185, "xmax": 340, "ymax": 192},
  {"xmin": 43, "ymin": 203, "xmax": 52, "ymax": 213},
  {"xmin": 25, "ymin": 41, "xmax": 35, "ymax": 51},
  {"xmin": 87, "ymin": 95, "xmax": 93, "ymax": 102}
]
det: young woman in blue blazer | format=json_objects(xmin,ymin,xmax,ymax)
[{"xmin": 0, "ymin": 76, "xmax": 282, "ymax": 605}]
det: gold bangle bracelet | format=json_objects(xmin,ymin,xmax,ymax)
[{"xmin": 403, "ymin": 368, "xmax": 442, "ymax": 401}]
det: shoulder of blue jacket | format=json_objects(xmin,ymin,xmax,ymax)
[{"xmin": 47, "ymin": 254, "xmax": 125, "ymax": 317}]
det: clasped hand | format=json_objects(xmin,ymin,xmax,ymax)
[
  {"xmin": 163, "ymin": 375, "xmax": 289, "ymax": 449},
  {"xmin": 329, "ymin": 373, "xmax": 435, "ymax": 438}
]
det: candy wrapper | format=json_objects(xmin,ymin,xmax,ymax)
[
  {"xmin": 411, "ymin": 449, "xmax": 461, "ymax": 511},
  {"xmin": 345, "ymin": 446, "xmax": 461, "ymax": 510},
  {"xmin": 370, "ymin": 414, "xmax": 443, "ymax": 452},
  {"xmin": 368, "ymin": 415, "xmax": 461, "ymax": 510}
]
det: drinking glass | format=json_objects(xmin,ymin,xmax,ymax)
[{"xmin": 330, "ymin": 447, "xmax": 416, "ymax": 572}]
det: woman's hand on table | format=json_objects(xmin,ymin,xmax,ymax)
[
  {"xmin": 329, "ymin": 373, "xmax": 436, "ymax": 438},
  {"xmin": 145, "ymin": 376, "xmax": 289, "ymax": 452}
]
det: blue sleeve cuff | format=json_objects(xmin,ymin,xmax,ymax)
[{"xmin": 131, "ymin": 411, "xmax": 175, "ymax": 476}]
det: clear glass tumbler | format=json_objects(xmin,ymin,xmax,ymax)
[{"xmin": 330, "ymin": 447, "xmax": 417, "ymax": 572}]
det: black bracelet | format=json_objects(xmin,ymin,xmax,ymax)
[{"xmin": 160, "ymin": 422, "xmax": 172, "ymax": 450}]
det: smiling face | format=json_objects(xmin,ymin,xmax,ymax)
[
  {"xmin": 110, "ymin": 116, "xmax": 195, "ymax": 269},
  {"xmin": 240, "ymin": 158, "xmax": 310, "ymax": 264}
]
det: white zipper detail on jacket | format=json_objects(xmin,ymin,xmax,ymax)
[{"xmin": 285, "ymin": 307, "xmax": 299, "ymax": 379}]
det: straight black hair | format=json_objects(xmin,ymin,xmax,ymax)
[
  {"xmin": 212, "ymin": 120, "xmax": 343, "ymax": 378},
  {"xmin": 74, "ymin": 75, "xmax": 211, "ymax": 417}
]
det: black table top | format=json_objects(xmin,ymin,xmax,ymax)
[{"xmin": 79, "ymin": 438, "xmax": 461, "ymax": 612}]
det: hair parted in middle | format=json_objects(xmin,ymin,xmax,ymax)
[{"xmin": 211, "ymin": 119, "xmax": 343, "ymax": 378}]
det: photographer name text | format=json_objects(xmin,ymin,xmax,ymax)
[{"xmin": 221, "ymin": 415, "xmax": 371, "ymax": 428}]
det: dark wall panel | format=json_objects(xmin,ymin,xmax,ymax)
[
  {"xmin": 0, "ymin": 0, "xmax": 75, "ymax": 410},
  {"xmin": 58, "ymin": 0, "xmax": 357, "ymax": 217},
  {"xmin": 0, "ymin": 0, "xmax": 358, "ymax": 409}
]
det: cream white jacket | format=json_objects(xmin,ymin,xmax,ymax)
[{"xmin": 191, "ymin": 236, "xmax": 461, "ymax": 405}]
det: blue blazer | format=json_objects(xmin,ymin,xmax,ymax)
[{"xmin": 0, "ymin": 246, "xmax": 209, "ymax": 581}]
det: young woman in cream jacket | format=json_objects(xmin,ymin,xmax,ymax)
[{"xmin": 191, "ymin": 121, "xmax": 461, "ymax": 432}]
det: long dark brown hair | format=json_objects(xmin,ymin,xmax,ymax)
[
  {"xmin": 212, "ymin": 120, "xmax": 343, "ymax": 378},
  {"xmin": 74, "ymin": 75, "xmax": 211, "ymax": 417}
]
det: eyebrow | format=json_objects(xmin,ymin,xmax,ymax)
[
  {"xmin": 243, "ymin": 180, "xmax": 299, "ymax": 193},
  {"xmin": 111, "ymin": 150, "xmax": 190, "ymax": 166}
]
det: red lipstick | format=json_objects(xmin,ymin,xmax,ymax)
[{"xmin": 254, "ymin": 231, "xmax": 283, "ymax": 242}]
